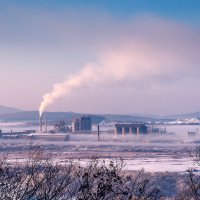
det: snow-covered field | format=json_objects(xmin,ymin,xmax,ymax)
[{"xmin": 0, "ymin": 122, "xmax": 200, "ymax": 173}]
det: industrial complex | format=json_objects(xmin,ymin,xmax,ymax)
[
  {"xmin": 72, "ymin": 115, "xmax": 92, "ymax": 132},
  {"xmin": 0, "ymin": 112, "xmax": 171, "ymax": 141},
  {"xmin": 114, "ymin": 123, "xmax": 147, "ymax": 135}
]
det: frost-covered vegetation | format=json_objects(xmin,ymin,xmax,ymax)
[
  {"xmin": 0, "ymin": 146, "xmax": 162, "ymax": 200},
  {"xmin": 1, "ymin": 124, "xmax": 200, "ymax": 198},
  {"xmin": 0, "ymin": 145, "xmax": 200, "ymax": 199}
]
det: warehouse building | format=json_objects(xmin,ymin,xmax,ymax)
[
  {"xmin": 115, "ymin": 122, "xmax": 147, "ymax": 135},
  {"xmin": 72, "ymin": 115, "xmax": 92, "ymax": 132}
]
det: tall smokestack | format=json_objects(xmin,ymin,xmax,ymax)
[
  {"xmin": 44, "ymin": 113, "xmax": 47, "ymax": 133},
  {"xmin": 97, "ymin": 125, "xmax": 100, "ymax": 141},
  {"xmin": 39, "ymin": 114, "xmax": 43, "ymax": 133}
]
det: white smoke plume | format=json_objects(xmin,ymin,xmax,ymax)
[
  {"xmin": 39, "ymin": 64, "xmax": 101, "ymax": 116},
  {"xmin": 39, "ymin": 62, "xmax": 130, "ymax": 116},
  {"xmin": 39, "ymin": 16, "xmax": 200, "ymax": 116}
]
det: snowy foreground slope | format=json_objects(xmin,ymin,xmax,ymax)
[
  {"xmin": 1, "ymin": 124, "xmax": 200, "ymax": 198},
  {"xmin": 0, "ymin": 122, "xmax": 200, "ymax": 173},
  {"xmin": 1, "ymin": 130, "xmax": 200, "ymax": 172}
]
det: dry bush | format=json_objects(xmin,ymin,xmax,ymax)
[
  {"xmin": 177, "ymin": 146, "xmax": 200, "ymax": 200},
  {"xmin": 0, "ymin": 145, "xmax": 162, "ymax": 200}
]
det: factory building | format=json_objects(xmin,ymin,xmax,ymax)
[
  {"xmin": 27, "ymin": 134, "xmax": 70, "ymax": 141},
  {"xmin": 51, "ymin": 121, "xmax": 71, "ymax": 133},
  {"xmin": 115, "ymin": 122, "xmax": 147, "ymax": 135},
  {"xmin": 72, "ymin": 115, "xmax": 92, "ymax": 132}
]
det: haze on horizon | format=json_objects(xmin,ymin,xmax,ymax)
[{"xmin": 0, "ymin": 0, "xmax": 200, "ymax": 116}]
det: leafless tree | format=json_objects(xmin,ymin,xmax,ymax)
[
  {"xmin": 178, "ymin": 146, "xmax": 200, "ymax": 200},
  {"xmin": 0, "ymin": 146, "xmax": 162, "ymax": 200},
  {"xmin": 73, "ymin": 158, "xmax": 161, "ymax": 200}
]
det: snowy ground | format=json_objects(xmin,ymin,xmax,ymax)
[
  {"xmin": 1, "ymin": 122, "xmax": 199, "ymax": 198},
  {"xmin": 0, "ymin": 122, "xmax": 200, "ymax": 173}
]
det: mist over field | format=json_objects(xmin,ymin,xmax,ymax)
[
  {"xmin": 1, "ymin": 1, "xmax": 200, "ymax": 199},
  {"xmin": 0, "ymin": 120, "xmax": 200, "ymax": 173}
]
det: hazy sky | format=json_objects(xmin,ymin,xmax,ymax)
[{"xmin": 0, "ymin": 0, "xmax": 200, "ymax": 115}]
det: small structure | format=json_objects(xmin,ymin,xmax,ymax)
[
  {"xmin": 150, "ymin": 126, "xmax": 167, "ymax": 134},
  {"xmin": 39, "ymin": 112, "xmax": 48, "ymax": 133},
  {"xmin": 23, "ymin": 130, "xmax": 37, "ymax": 134},
  {"xmin": 27, "ymin": 134, "xmax": 70, "ymax": 141},
  {"xmin": 115, "ymin": 123, "xmax": 147, "ymax": 135},
  {"xmin": 72, "ymin": 115, "xmax": 92, "ymax": 132},
  {"xmin": 52, "ymin": 121, "xmax": 71, "ymax": 133}
]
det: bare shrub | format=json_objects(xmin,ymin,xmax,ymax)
[
  {"xmin": 0, "ymin": 145, "xmax": 162, "ymax": 200},
  {"xmin": 178, "ymin": 146, "xmax": 200, "ymax": 200}
]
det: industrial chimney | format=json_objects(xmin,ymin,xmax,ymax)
[
  {"xmin": 44, "ymin": 113, "xmax": 47, "ymax": 133},
  {"xmin": 39, "ymin": 114, "xmax": 43, "ymax": 133}
]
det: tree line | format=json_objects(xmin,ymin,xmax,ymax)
[{"xmin": 0, "ymin": 145, "xmax": 200, "ymax": 200}]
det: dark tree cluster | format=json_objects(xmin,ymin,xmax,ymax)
[
  {"xmin": 1, "ymin": 145, "xmax": 200, "ymax": 200},
  {"xmin": 0, "ymin": 146, "xmax": 162, "ymax": 200},
  {"xmin": 178, "ymin": 146, "xmax": 200, "ymax": 200}
]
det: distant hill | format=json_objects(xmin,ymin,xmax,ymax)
[
  {"xmin": 0, "ymin": 111, "xmax": 105, "ymax": 124},
  {"xmin": 0, "ymin": 111, "xmax": 153, "ymax": 123},
  {"xmin": 102, "ymin": 114, "xmax": 155, "ymax": 123},
  {"xmin": 165, "ymin": 111, "xmax": 200, "ymax": 119},
  {"xmin": 0, "ymin": 105, "xmax": 22, "ymax": 115},
  {"xmin": 1, "ymin": 107, "xmax": 200, "ymax": 123}
]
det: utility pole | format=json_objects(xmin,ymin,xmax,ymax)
[{"xmin": 97, "ymin": 125, "xmax": 100, "ymax": 141}]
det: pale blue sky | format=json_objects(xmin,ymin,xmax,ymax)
[{"xmin": 0, "ymin": 1, "xmax": 200, "ymax": 115}]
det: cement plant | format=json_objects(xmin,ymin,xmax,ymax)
[
  {"xmin": 1, "ymin": 1, "xmax": 200, "ymax": 198},
  {"xmin": 1, "ymin": 108, "xmax": 200, "ymax": 199}
]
